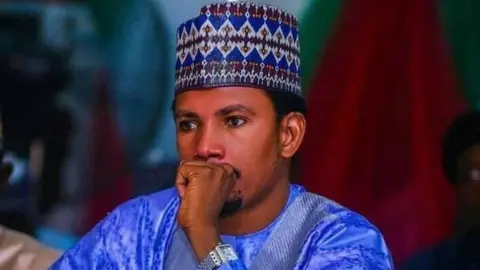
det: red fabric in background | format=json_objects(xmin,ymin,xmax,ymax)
[
  {"xmin": 84, "ymin": 71, "xmax": 132, "ymax": 232},
  {"xmin": 300, "ymin": 0, "xmax": 467, "ymax": 263}
]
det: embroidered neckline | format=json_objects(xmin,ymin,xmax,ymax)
[{"xmin": 224, "ymin": 184, "xmax": 304, "ymax": 239}]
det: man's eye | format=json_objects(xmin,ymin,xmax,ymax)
[
  {"xmin": 178, "ymin": 121, "xmax": 198, "ymax": 131},
  {"xmin": 225, "ymin": 117, "xmax": 246, "ymax": 128}
]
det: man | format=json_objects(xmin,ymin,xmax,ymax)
[
  {"xmin": 51, "ymin": 2, "xmax": 393, "ymax": 269},
  {"xmin": 402, "ymin": 111, "xmax": 480, "ymax": 269}
]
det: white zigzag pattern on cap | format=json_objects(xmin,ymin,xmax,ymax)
[
  {"xmin": 176, "ymin": 19, "xmax": 300, "ymax": 69},
  {"xmin": 175, "ymin": 2, "xmax": 301, "ymax": 96},
  {"xmin": 175, "ymin": 65, "xmax": 300, "ymax": 94}
]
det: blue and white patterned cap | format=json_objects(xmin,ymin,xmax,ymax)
[{"xmin": 175, "ymin": 1, "xmax": 302, "ymax": 97}]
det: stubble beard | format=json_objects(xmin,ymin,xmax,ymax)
[{"xmin": 219, "ymin": 190, "xmax": 244, "ymax": 218}]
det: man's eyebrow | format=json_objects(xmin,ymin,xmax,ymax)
[
  {"xmin": 215, "ymin": 104, "xmax": 256, "ymax": 116},
  {"xmin": 174, "ymin": 104, "xmax": 256, "ymax": 119},
  {"xmin": 174, "ymin": 110, "xmax": 199, "ymax": 119}
]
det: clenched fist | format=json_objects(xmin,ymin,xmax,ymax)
[
  {"xmin": 175, "ymin": 160, "xmax": 237, "ymax": 260},
  {"xmin": 176, "ymin": 160, "xmax": 237, "ymax": 230}
]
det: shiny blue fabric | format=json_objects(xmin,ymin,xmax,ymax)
[{"xmin": 50, "ymin": 185, "xmax": 394, "ymax": 269}]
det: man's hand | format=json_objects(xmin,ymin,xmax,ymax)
[{"xmin": 175, "ymin": 160, "xmax": 237, "ymax": 261}]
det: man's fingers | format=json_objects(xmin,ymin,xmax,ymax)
[
  {"xmin": 219, "ymin": 163, "xmax": 236, "ymax": 181},
  {"xmin": 175, "ymin": 167, "xmax": 188, "ymax": 198},
  {"xmin": 179, "ymin": 160, "xmax": 216, "ymax": 169},
  {"xmin": 178, "ymin": 160, "xmax": 237, "ymax": 182}
]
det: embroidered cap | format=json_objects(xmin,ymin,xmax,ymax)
[{"xmin": 175, "ymin": 1, "xmax": 301, "ymax": 97}]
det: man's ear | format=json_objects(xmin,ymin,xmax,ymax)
[{"xmin": 278, "ymin": 112, "xmax": 306, "ymax": 158}]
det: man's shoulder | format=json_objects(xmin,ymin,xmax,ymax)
[
  {"xmin": 74, "ymin": 188, "xmax": 179, "ymax": 250},
  {"xmin": 50, "ymin": 188, "xmax": 181, "ymax": 268},
  {"xmin": 120, "ymin": 187, "xmax": 179, "ymax": 210},
  {"xmin": 303, "ymin": 192, "xmax": 378, "ymax": 231},
  {"xmin": 298, "ymin": 193, "xmax": 393, "ymax": 268},
  {"xmin": 97, "ymin": 187, "xmax": 180, "ymax": 230},
  {"xmin": 112, "ymin": 187, "xmax": 179, "ymax": 216},
  {"xmin": 303, "ymin": 192, "xmax": 389, "ymax": 250}
]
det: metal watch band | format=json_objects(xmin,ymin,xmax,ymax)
[
  {"xmin": 197, "ymin": 243, "xmax": 236, "ymax": 269},
  {"xmin": 197, "ymin": 254, "xmax": 219, "ymax": 270}
]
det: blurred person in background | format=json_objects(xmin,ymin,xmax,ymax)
[
  {"xmin": 0, "ymin": 44, "xmax": 73, "ymax": 236},
  {"xmin": 402, "ymin": 111, "xmax": 480, "ymax": 269},
  {"xmin": 51, "ymin": 2, "xmax": 393, "ymax": 269},
  {"xmin": 0, "ymin": 120, "xmax": 60, "ymax": 270}
]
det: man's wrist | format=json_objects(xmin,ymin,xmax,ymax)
[
  {"xmin": 185, "ymin": 226, "xmax": 221, "ymax": 262},
  {"xmin": 197, "ymin": 243, "xmax": 241, "ymax": 270}
]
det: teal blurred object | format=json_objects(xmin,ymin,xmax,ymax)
[
  {"xmin": 36, "ymin": 226, "xmax": 79, "ymax": 251},
  {"xmin": 439, "ymin": 0, "xmax": 480, "ymax": 109},
  {"xmin": 85, "ymin": 0, "xmax": 175, "ymax": 163}
]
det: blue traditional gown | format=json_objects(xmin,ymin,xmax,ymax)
[{"xmin": 50, "ymin": 185, "xmax": 394, "ymax": 269}]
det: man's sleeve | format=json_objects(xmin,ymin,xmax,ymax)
[
  {"xmin": 49, "ymin": 207, "xmax": 124, "ymax": 269},
  {"xmin": 49, "ymin": 196, "xmax": 152, "ymax": 269},
  {"xmin": 296, "ymin": 212, "xmax": 395, "ymax": 269}
]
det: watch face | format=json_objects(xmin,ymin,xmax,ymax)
[{"xmin": 217, "ymin": 245, "xmax": 238, "ymax": 261}]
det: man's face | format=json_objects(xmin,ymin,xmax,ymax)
[
  {"xmin": 456, "ymin": 144, "xmax": 480, "ymax": 228},
  {"xmin": 174, "ymin": 87, "xmax": 283, "ymax": 216}
]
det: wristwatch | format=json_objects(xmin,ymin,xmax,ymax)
[{"xmin": 197, "ymin": 243, "xmax": 238, "ymax": 269}]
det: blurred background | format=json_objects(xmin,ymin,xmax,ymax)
[{"xmin": 0, "ymin": 0, "xmax": 478, "ymax": 266}]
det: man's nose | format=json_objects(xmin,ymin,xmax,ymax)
[{"xmin": 193, "ymin": 125, "xmax": 224, "ymax": 161}]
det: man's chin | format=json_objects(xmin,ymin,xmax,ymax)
[{"xmin": 219, "ymin": 197, "xmax": 243, "ymax": 218}]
